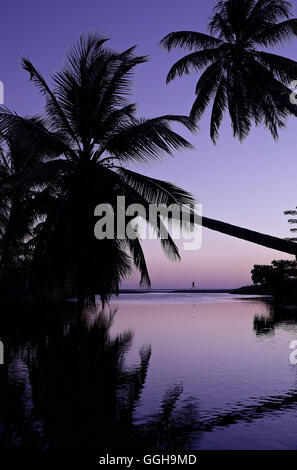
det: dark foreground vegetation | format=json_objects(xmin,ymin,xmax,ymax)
[{"xmin": 232, "ymin": 259, "xmax": 297, "ymax": 304}]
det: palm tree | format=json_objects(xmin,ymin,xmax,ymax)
[
  {"xmin": 0, "ymin": 118, "xmax": 68, "ymax": 303},
  {"xmin": 0, "ymin": 122, "xmax": 60, "ymax": 270},
  {"xmin": 159, "ymin": 0, "xmax": 297, "ymax": 261},
  {"xmin": 0, "ymin": 34, "xmax": 197, "ymax": 304},
  {"xmin": 161, "ymin": 0, "xmax": 297, "ymax": 142}
]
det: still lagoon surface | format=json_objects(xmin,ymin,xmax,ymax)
[{"xmin": 1, "ymin": 293, "xmax": 297, "ymax": 449}]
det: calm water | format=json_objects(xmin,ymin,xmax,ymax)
[{"xmin": 1, "ymin": 293, "xmax": 297, "ymax": 449}]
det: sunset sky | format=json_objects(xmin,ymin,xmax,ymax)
[{"xmin": 2, "ymin": 0, "xmax": 297, "ymax": 288}]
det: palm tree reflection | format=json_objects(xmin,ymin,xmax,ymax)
[
  {"xmin": 254, "ymin": 303, "xmax": 297, "ymax": 336},
  {"xmin": 0, "ymin": 303, "xmax": 199, "ymax": 449}
]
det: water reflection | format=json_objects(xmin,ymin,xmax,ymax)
[
  {"xmin": 0, "ymin": 303, "xmax": 199, "ymax": 449},
  {"xmin": 200, "ymin": 387, "xmax": 297, "ymax": 432},
  {"xmin": 1, "ymin": 301, "xmax": 297, "ymax": 449},
  {"xmin": 254, "ymin": 303, "xmax": 297, "ymax": 336}
]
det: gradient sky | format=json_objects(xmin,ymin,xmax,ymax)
[{"xmin": 1, "ymin": 0, "xmax": 297, "ymax": 288}]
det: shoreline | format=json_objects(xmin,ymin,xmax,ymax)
[
  {"xmin": 120, "ymin": 289, "xmax": 232, "ymax": 294},
  {"xmin": 119, "ymin": 288, "xmax": 267, "ymax": 295}
]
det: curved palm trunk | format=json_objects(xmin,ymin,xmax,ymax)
[{"xmin": 202, "ymin": 216, "xmax": 297, "ymax": 257}]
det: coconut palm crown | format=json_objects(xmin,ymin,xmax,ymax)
[{"xmin": 161, "ymin": 0, "xmax": 297, "ymax": 142}]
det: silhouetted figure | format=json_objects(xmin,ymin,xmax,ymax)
[{"xmin": 192, "ymin": 281, "xmax": 196, "ymax": 289}]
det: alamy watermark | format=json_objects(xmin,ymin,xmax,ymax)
[
  {"xmin": 0, "ymin": 340, "xmax": 3, "ymax": 365},
  {"xmin": 290, "ymin": 81, "xmax": 297, "ymax": 105},
  {"xmin": 289, "ymin": 340, "xmax": 297, "ymax": 365},
  {"xmin": 94, "ymin": 197, "xmax": 203, "ymax": 251},
  {"xmin": 0, "ymin": 81, "xmax": 3, "ymax": 105}
]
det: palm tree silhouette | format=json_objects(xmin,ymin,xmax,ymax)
[
  {"xmin": 0, "ymin": 34, "xmax": 196, "ymax": 304},
  {"xmin": 0, "ymin": 124, "xmax": 63, "ymax": 300},
  {"xmin": 0, "ymin": 303, "xmax": 199, "ymax": 450},
  {"xmin": 0, "ymin": 121, "xmax": 58, "ymax": 269},
  {"xmin": 1, "ymin": 31, "xmax": 297, "ymax": 305},
  {"xmin": 160, "ymin": 0, "xmax": 297, "ymax": 262},
  {"xmin": 161, "ymin": 0, "xmax": 297, "ymax": 142}
]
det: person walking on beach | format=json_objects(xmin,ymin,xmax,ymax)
[{"xmin": 192, "ymin": 281, "xmax": 196, "ymax": 289}]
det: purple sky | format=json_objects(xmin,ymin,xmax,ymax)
[{"xmin": 1, "ymin": 0, "xmax": 297, "ymax": 288}]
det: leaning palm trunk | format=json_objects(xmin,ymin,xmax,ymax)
[{"xmin": 202, "ymin": 216, "xmax": 297, "ymax": 257}]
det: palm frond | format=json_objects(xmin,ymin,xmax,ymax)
[
  {"xmin": 248, "ymin": 0, "xmax": 292, "ymax": 26},
  {"xmin": 166, "ymin": 49, "xmax": 225, "ymax": 83},
  {"xmin": 191, "ymin": 59, "xmax": 225, "ymax": 121},
  {"xmin": 241, "ymin": 55, "xmax": 288, "ymax": 137},
  {"xmin": 127, "ymin": 237, "xmax": 151, "ymax": 288},
  {"xmin": 252, "ymin": 50, "xmax": 297, "ymax": 85},
  {"xmin": 101, "ymin": 166, "xmax": 182, "ymax": 262},
  {"xmin": 209, "ymin": 13, "xmax": 234, "ymax": 41},
  {"xmin": 210, "ymin": 76, "xmax": 228, "ymax": 143},
  {"xmin": 91, "ymin": 47, "xmax": 147, "ymax": 128},
  {"xmin": 53, "ymin": 40, "xmax": 146, "ymax": 143},
  {"xmin": 245, "ymin": 54, "xmax": 297, "ymax": 117},
  {"xmin": 285, "ymin": 209, "xmax": 297, "ymax": 215},
  {"xmin": 14, "ymin": 159, "xmax": 71, "ymax": 191},
  {"xmin": 159, "ymin": 227, "xmax": 181, "ymax": 261},
  {"xmin": 0, "ymin": 110, "xmax": 69, "ymax": 163},
  {"xmin": 65, "ymin": 32, "xmax": 109, "ymax": 76},
  {"xmin": 253, "ymin": 18, "xmax": 297, "ymax": 46},
  {"xmin": 105, "ymin": 116, "xmax": 194, "ymax": 164},
  {"xmin": 160, "ymin": 31, "xmax": 224, "ymax": 51},
  {"xmin": 21, "ymin": 58, "xmax": 79, "ymax": 145},
  {"xmin": 116, "ymin": 167, "xmax": 196, "ymax": 206},
  {"xmin": 226, "ymin": 64, "xmax": 252, "ymax": 141},
  {"xmin": 94, "ymin": 103, "xmax": 137, "ymax": 143}
]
